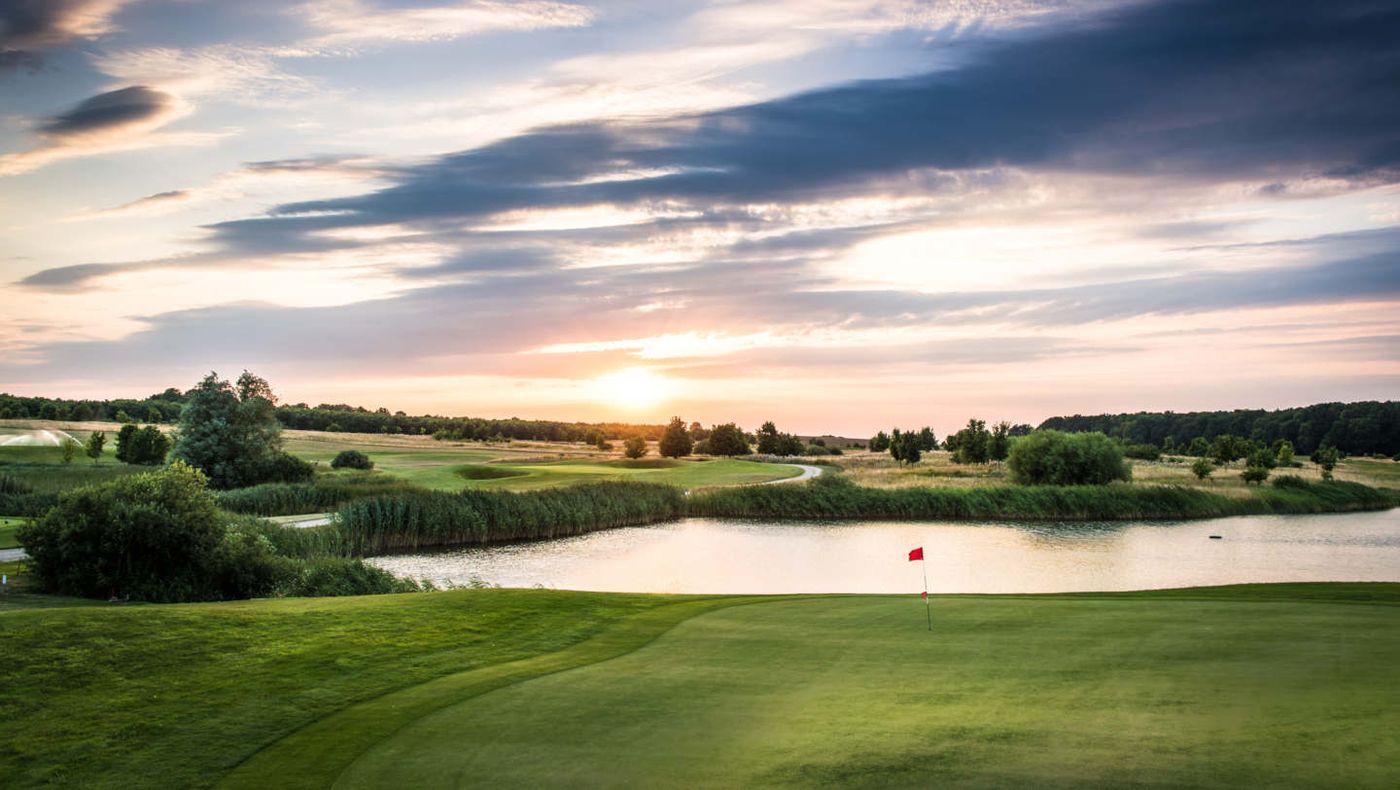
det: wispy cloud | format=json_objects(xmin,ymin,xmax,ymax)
[{"xmin": 289, "ymin": 0, "xmax": 594, "ymax": 51}]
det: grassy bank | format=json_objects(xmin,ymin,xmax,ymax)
[
  {"xmin": 2, "ymin": 585, "xmax": 1397, "ymax": 788},
  {"xmin": 689, "ymin": 475, "xmax": 1397, "ymax": 521},
  {"xmin": 212, "ymin": 473, "xmax": 423, "ymax": 516}
]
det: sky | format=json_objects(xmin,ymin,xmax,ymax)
[{"xmin": 1, "ymin": 0, "xmax": 1397, "ymax": 436}]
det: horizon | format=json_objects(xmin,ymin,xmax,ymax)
[{"xmin": 3, "ymin": 0, "xmax": 1398, "ymax": 435}]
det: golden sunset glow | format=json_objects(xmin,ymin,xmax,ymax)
[{"xmin": 590, "ymin": 368, "xmax": 675, "ymax": 410}]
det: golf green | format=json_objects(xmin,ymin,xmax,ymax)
[{"xmin": 232, "ymin": 587, "xmax": 1400, "ymax": 789}]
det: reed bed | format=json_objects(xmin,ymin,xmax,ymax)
[
  {"xmin": 334, "ymin": 480, "xmax": 686, "ymax": 555},
  {"xmin": 687, "ymin": 474, "xmax": 1396, "ymax": 521}
]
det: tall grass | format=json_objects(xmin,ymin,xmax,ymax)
[
  {"xmin": 687, "ymin": 474, "xmax": 1396, "ymax": 521},
  {"xmin": 334, "ymin": 481, "xmax": 685, "ymax": 555},
  {"xmin": 214, "ymin": 473, "xmax": 423, "ymax": 516}
]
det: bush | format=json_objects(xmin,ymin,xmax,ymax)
[
  {"xmin": 1241, "ymin": 466, "xmax": 1270, "ymax": 485},
  {"xmin": 1190, "ymin": 457, "xmax": 1214, "ymax": 480},
  {"xmin": 18, "ymin": 462, "xmax": 228, "ymax": 601},
  {"xmin": 115, "ymin": 424, "xmax": 170, "ymax": 465},
  {"xmin": 330, "ymin": 449, "xmax": 374, "ymax": 470},
  {"xmin": 1123, "ymin": 443, "xmax": 1161, "ymax": 461},
  {"xmin": 1271, "ymin": 475, "xmax": 1310, "ymax": 489},
  {"xmin": 623, "ymin": 436, "xmax": 648, "ymax": 459},
  {"xmin": 254, "ymin": 451, "xmax": 315, "ymax": 484},
  {"xmin": 1006, "ymin": 431, "xmax": 1131, "ymax": 486},
  {"xmin": 292, "ymin": 558, "xmax": 417, "ymax": 597}
]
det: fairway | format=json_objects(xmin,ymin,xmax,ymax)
[{"xmin": 222, "ymin": 586, "xmax": 1400, "ymax": 790}]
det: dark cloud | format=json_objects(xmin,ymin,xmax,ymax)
[
  {"xmin": 259, "ymin": 0, "xmax": 1400, "ymax": 233},
  {"xmin": 1, "ymin": 0, "xmax": 126, "ymax": 69},
  {"xmin": 40, "ymin": 85, "xmax": 173, "ymax": 137}
]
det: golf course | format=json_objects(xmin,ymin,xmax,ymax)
[{"xmin": 2, "ymin": 584, "xmax": 1397, "ymax": 788}]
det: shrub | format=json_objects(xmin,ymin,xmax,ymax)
[
  {"xmin": 115, "ymin": 424, "xmax": 170, "ymax": 465},
  {"xmin": 1006, "ymin": 430, "xmax": 1131, "ymax": 486},
  {"xmin": 18, "ymin": 462, "xmax": 227, "ymax": 601},
  {"xmin": 1241, "ymin": 466, "xmax": 1270, "ymax": 485},
  {"xmin": 624, "ymin": 436, "xmax": 648, "ymax": 459},
  {"xmin": 1190, "ymin": 457, "xmax": 1214, "ymax": 480},
  {"xmin": 659, "ymin": 417, "xmax": 693, "ymax": 458},
  {"xmin": 254, "ymin": 451, "xmax": 315, "ymax": 484},
  {"xmin": 1271, "ymin": 474, "xmax": 1310, "ymax": 489},
  {"xmin": 1123, "ymin": 443, "xmax": 1161, "ymax": 461},
  {"xmin": 330, "ymin": 449, "xmax": 374, "ymax": 470},
  {"xmin": 292, "ymin": 558, "xmax": 417, "ymax": 597}
]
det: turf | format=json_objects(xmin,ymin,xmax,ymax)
[
  {"xmin": 4, "ymin": 585, "xmax": 1395, "ymax": 788},
  {"xmin": 457, "ymin": 458, "xmax": 801, "ymax": 490},
  {"xmin": 334, "ymin": 587, "xmax": 1400, "ymax": 789},
  {"xmin": 0, "ymin": 517, "xmax": 23, "ymax": 549},
  {"xmin": 0, "ymin": 589, "xmax": 682, "ymax": 788}
]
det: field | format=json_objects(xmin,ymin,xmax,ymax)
[
  {"xmin": 0, "ymin": 422, "xmax": 800, "ymax": 507},
  {"xmin": 1, "ymin": 585, "xmax": 1396, "ymax": 788},
  {"xmin": 838, "ymin": 448, "xmax": 1400, "ymax": 494}
]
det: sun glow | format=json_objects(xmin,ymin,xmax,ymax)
[{"xmin": 590, "ymin": 368, "xmax": 676, "ymax": 410}]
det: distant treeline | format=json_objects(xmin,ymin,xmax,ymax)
[
  {"xmin": 0, "ymin": 390, "xmax": 667, "ymax": 442},
  {"xmin": 1038, "ymin": 401, "xmax": 1399, "ymax": 457}
]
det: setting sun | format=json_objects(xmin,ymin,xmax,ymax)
[{"xmin": 590, "ymin": 368, "xmax": 675, "ymax": 410}]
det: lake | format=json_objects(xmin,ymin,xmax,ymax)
[{"xmin": 368, "ymin": 510, "xmax": 1400, "ymax": 594}]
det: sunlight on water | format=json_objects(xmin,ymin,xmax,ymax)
[{"xmin": 370, "ymin": 510, "xmax": 1400, "ymax": 594}]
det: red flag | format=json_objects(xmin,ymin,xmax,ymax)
[
  {"xmin": 921, "ymin": 590, "xmax": 928, "ymax": 599},
  {"xmin": 908, "ymin": 547, "xmax": 924, "ymax": 561}
]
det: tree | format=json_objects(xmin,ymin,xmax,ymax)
[
  {"xmin": 1246, "ymin": 446, "xmax": 1277, "ymax": 470},
  {"xmin": 658, "ymin": 417, "xmax": 694, "ymax": 458},
  {"xmin": 170, "ymin": 371, "xmax": 299, "ymax": 488},
  {"xmin": 916, "ymin": 426, "xmax": 938, "ymax": 451},
  {"xmin": 61, "ymin": 437, "xmax": 79, "ymax": 464},
  {"xmin": 687, "ymin": 421, "xmax": 710, "ymax": 442},
  {"xmin": 331, "ymin": 450, "xmax": 374, "ymax": 470},
  {"xmin": 706, "ymin": 423, "xmax": 750, "ymax": 456},
  {"xmin": 890, "ymin": 430, "xmax": 922, "ymax": 465},
  {"xmin": 115, "ymin": 424, "xmax": 138, "ymax": 463},
  {"xmin": 989, "ymin": 421, "xmax": 1012, "ymax": 461},
  {"xmin": 1313, "ymin": 445, "xmax": 1340, "ymax": 480},
  {"xmin": 85, "ymin": 431, "xmax": 106, "ymax": 465},
  {"xmin": 115, "ymin": 424, "xmax": 169, "ymax": 465},
  {"xmin": 1187, "ymin": 436, "xmax": 1210, "ymax": 457},
  {"xmin": 1191, "ymin": 457, "xmax": 1214, "ymax": 480},
  {"xmin": 757, "ymin": 421, "xmax": 782, "ymax": 455},
  {"xmin": 949, "ymin": 419, "xmax": 991, "ymax": 464},
  {"xmin": 869, "ymin": 430, "xmax": 891, "ymax": 453},
  {"xmin": 1006, "ymin": 430, "xmax": 1131, "ymax": 485},
  {"xmin": 1275, "ymin": 440, "xmax": 1296, "ymax": 467},
  {"xmin": 623, "ymin": 436, "xmax": 648, "ymax": 459},
  {"xmin": 1210, "ymin": 434, "xmax": 1248, "ymax": 464}
]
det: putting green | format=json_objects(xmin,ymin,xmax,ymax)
[{"xmin": 227, "ymin": 587, "xmax": 1400, "ymax": 789}]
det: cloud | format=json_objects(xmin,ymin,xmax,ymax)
[
  {"xmin": 0, "ymin": 84, "xmax": 223, "ymax": 176},
  {"xmin": 290, "ymin": 0, "xmax": 594, "ymax": 51},
  {"xmin": 267, "ymin": 0, "xmax": 1399, "ymax": 231},
  {"xmin": 92, "ymin": 45, "xmax": 321, "ymax": 105},
  {"xmin": 0, "ymin": 0, "xmax": 130, "ymax": 68},
  {"xmin": 39, "ymin": 85, "xmax": 171, "ymax": 136}
]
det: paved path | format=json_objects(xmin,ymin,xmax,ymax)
[{"xmin": 764, "ymin": 463, "xmax": 823, "ymax": 484}]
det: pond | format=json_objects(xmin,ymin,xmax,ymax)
[{"xmin": 368, "ymin": 510, "xmax": 1400, "ymax": 594}]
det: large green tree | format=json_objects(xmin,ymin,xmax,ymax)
[
  {"xmin": 170, "ymin": 371, "xmax": 304, "ymax": 489},
  {"xmin": 706, "ymin": 423, "xmax": 751, "ymax": 456},
  {"xmin": 658, "ymin": 417, "xmax": 694, "ymax": 458},
  {"xmin": 1006, "ymin": 430, "xmax": 1131, "ymax": 485}
]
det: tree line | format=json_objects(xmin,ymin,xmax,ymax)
[{"xmin": 1038, "ymin": 401, "xmax": 1399, "ymax": 457}]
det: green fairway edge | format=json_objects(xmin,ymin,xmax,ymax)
[{"xmin": 217, "ymin": 594, "xmax": 789, "ymax": 790}]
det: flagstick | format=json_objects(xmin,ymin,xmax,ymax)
[{"xmin": 922, "ymin": 557, "xmax": 931, "ymax": 631}]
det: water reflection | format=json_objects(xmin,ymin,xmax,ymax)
[{"xmin": 369, "ymin": 510, "xmax": 1400, "ymax": 594}]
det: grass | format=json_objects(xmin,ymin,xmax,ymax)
[
  {"xmin": 1, "ymin": 585, "xmax": 1396, "ymax": 788},
  {"xmin": 0, "ymin": 517, "xmax": 23, "ymax": 549},
  {"xmin": 455, "ymin": 458, "xmax": 801, "ymax": 490}
]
